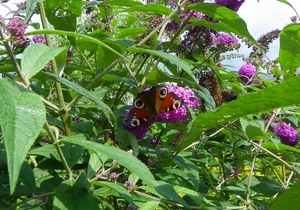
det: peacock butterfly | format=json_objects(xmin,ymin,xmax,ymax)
[{"xmin": 127, "ymin": 85, "xmax": 183, "ymax": 127}]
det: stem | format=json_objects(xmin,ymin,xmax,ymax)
[
  {"xmin": 39, "ymin": 2, "xmax": 71, "ymax": 136},
  {"xmin": 0, "ymin": 28, "xmax": 29, "ymax": 87},
  {"xmin": 250, "ymin": 141, "xmax": 300, "ymax": 177},
  {"xmin": 44, "ymin": 121, "xmax": 73, "ymax": 178},
  {"xmin": 136, "ymin": 0, "xmax": 190, "ymax": 47},
  {"xmin": 66, "ymin": 54, "xmax": 127, "ymax": 110}
]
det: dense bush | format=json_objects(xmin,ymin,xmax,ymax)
[{"xmin": 0, "ymin": 0, "xmax": 300, "ymax": 209}]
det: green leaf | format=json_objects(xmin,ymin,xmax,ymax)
[
  {"xmin": 0, "ymin": 150, "xmax": 37, "ymax": 193},
  {"xmin": 97, "ymin": 39, "xmax": 127, "ymax": 70},
  {"xmin": 179, "ymin": 76, "xmax": 300, "ymax": 152},
  {"xmin": 174, "ymin": 186, "xmax": 208, "ymax": 206},
  {"xmin": 91, "ymin": 181, "xmax": 135, "ymax": 207},
  {"xmin": 245, "ymin": 125, "xmax": 268, "ymax": 140},
  {"xmin": 40, "ymin": 71, "xmax": 114, "ymax": 127},
  {"xmin": 244, "ymin": 176, "xmax": 284, "ymax": 197},
  {"xmin": 60, "ymin": 134, "xmax": 155, "ymax": 184},
  {"xmin": 186, "ymin": 3, "xmax": 258, "ymax": 47},
  {"xmin": 117, "ymin": 28, "xmax": 150, "ymax": 39},
  {"xmin": 269, "ymin": 182, "xmax": 300, "ymax": 210},
  {"xmin": 25, "ymin": 0, "xmax": 39, "ymax": 22},
  {"xmin": 87, "ymin": 152, "xmax": 108, "ymax": 179},
  {"xmin": 138, "ymin": 201, "xmax": 160, "ymax": 210},
  {"xmin": 152, "ymin": 181, "xmax": 189, "ymax": 208},
  {"xmin": 21, "ymin": 43, "xmax": 65, "ymax": 79},
  {"xmin": 262, "ymin": 142, "xmax": 300, "ymax": 154},
  {"xmin": 61, "ymin": 144, "xmax": 85, "ymax": 168},
  {"xmin": 121, "ymin": 4, "xmax": 172, "ymax": 16},
  {"xmin": 128, "ymin": 47, "xmax": 198, "ymax": 83},
  {"xmin": 61, "ymin": 135, "xmax": 189, "ymax": 208},
  {"xmin": 0, "ymin": 65, "xmax": 15, "ymax": 73},
  {"xmin": 26, "ymin": 29, "xmax": 127, "ymax": 60},
  {"xmin": 173, "ymin": 156, "xmax": 200, "ymax": 191},
  {"xmin": 19, "ymin": 162, "xmax": 37, "ymax": 193},
  {"xmin": 0, "ymin": 79, "xmax": 46, "ymax": 194},
  {"xmin": 53, "ymin": 179, "xmax": 100, "ymax": 210},
  {"xmin": 278, "ymin": 24, "xmax": 300, "ymax": 79},
  {"xmin": 69, "ymin": 172, "xmax": 90, "ymax": 192},
  {"xmin": 29, "ymin": 142, "xmax": 85, "ymax": 168}
]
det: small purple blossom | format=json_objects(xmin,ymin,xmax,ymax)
[
  {"xmin": 36, "ymin": 197, "xmax": 46, "ymax": 202},
  {"xmin": 167, "ymin": 0, "xmax": 174, "ymax": 5},
  {"xmin": 216, "ymin": 62, "xmax": 224, "ymax": 68},
  {"xmin": 238, "ymin": 63, "xmax": 256, "ymax": 83},
  {"xmin": 32, "ymin": 35, "xmax": 46, "ymax": 44},
  {"xmin": 40, "ymin": 137, "xmax": 50, "ymax": 143},
  {"xmin": 16, "ymin": 2, "xmax": 26, "ymax": 11},
  {"xmin": 215, "ymin": 0, "xmax": 245, "ymax": 12},
  {"xmin": 128, "ymin": 205, "xmax": 138, "ymax": 210},
  {"xmin": 145, "ymin": 158, "xmax": 153, "ymax": 165},
  {"xmin": 274, "ymin": 122, "xmax": 299, "ymax": 147},
  {"xmin": 109, "ymin": 172, "xmax": 120, "ymax": 180},
  {"xmin": 291, "ymin": 15, "xmax": 299, "ymax": 23},
  {"xmin": 6, "ymin": 17, "xmax": 28, "ymax": 45},
  {"xmin": 124, "ymin": 180, "xmax": 136, "ymax": 192},
  {"xmin": 151, "ymin": 139, "xmax": 162, "ymax": 146}
]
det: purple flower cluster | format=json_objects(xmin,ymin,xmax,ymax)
[
  {"xmin": 32, "ymin": 35, "xmax": 46, "ymax": 44},
  {"xmin": 274, "ymin": 122, "xmax": 299, "ymax": 146},
  {"xmin": 166, "ymin": 22, "xmax": 180, "ymax": 35},
  {"xmin": 291, "ymin": 15, "xmax": 300, "ymax": 23},
  {"xmin": 126, "ymin": 84, "xmax": 201, "ymax": 139},
  {"xmin": 215, "ymin": 0, "xmax": 245, "ymax": 12},
  {"xmin": 238, "ymin": 63, "xmax": 256, "ymax": 83},
  {"xmin": 211, "ymin": 33, "xmax": 238, "ymax": 46},
  {"xmin": 6, "ymin": 17, "xmax": 28, "ymax": 45}
]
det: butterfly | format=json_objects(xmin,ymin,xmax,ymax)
[{"xmin": 127, "ymin": 85, "xmax": 183, "ymax": 127}]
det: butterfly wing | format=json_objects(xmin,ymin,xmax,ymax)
[
  {"xmin": 127, "ymin": 85, "xmax": 183, "ymax": 127},
  {"xmin": 151, "ymin": 85, "xmax": 183, "ymax": 113},
  {"xmin": 127, "ymin": 90, "xmax": 156, "ymax": 127},
  {"xmin": 159, "ymin": 92, "xmax": 183, "ymax": 112}
]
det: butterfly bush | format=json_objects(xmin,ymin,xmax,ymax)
[
  {"xmin": 274, "ymin": 122, "xmax": 299, "ymax": 147},
  {"xmin": 126, "ymin": 85, "xmax": 201, "ymax": 139}
]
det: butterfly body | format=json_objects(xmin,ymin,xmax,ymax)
[{"xmin": 127, "ymin": 85, "xmax": 183, "ymax": 127}]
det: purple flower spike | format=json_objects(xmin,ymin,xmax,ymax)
[
  {"xmin": 157, "ymin": 84, "xmax": 201, "ymax": 123},
  {"xmin": 274, "ymin": 122, "xmax": 299, "ymax": 147},
  {"xmin": 238, "ymin": 63, "xmax": 256, "ymax": 83},
  {"xmin": 211, "ymin": 33, "xmax": 238, "ymax": 46},
  {"xmin": 6, "ymin": 17, "xmax": 28, "ymax": 45},
  {"xmin": 215, "ymin": 0, "xmax": 245, "ymax": 12}
]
